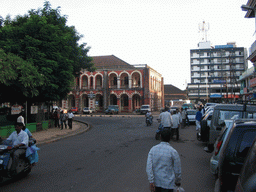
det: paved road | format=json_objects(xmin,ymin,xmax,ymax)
[{"xmin": 0, "ymin": 115, "xmax": 215, "ymax": 192}]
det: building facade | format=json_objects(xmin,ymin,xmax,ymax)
[
  {"xmin": 62, "ymin": 55, "xmax": 164, "ymax": 112},
  {"xmin": 188, "ymin": 42, "xmax": 248, "ymax": 104}
]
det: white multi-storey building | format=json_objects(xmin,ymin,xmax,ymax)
[{"xmin": 188, "ymin": 42, "xmax": 248, "ymax": 103}]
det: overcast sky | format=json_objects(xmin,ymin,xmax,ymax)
[{"xmin": 1, "ymin": 0, "xmax": 254, "ymax": 90}]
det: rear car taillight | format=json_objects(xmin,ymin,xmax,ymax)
[{"xmin": 215, "ymin": 141, "xmax": 223, "ymax": 156}]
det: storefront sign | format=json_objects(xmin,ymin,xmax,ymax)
[
  {"xmin": 31, "ymin": 106, "xmax": 38, "ymax": 114},
  {"xmin": 11, "ymin": 105, "xmax": 22, "ymax": 115},
  {"xmin": 250, "ymin": 77, "xmax": 256, "ymax": 87}
]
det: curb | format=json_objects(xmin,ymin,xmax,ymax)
[{"xmin": 36, "ymin": 120, "xmax": 91, "ymax": 146}]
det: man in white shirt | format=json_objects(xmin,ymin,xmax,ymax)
[
  {"xmin": 171, "ymin": 110, "xmax": 181, "ymax": 140},
  {"xmin": 159, "ymin": 107, "xmax": 173, "ymax": 129},
  {"xmin": 6, "ymin": 122, "xmax": 29, "ymax": 174},
  {"xmin": 67, "ymin": 110, "xmax": 75, "ymax": 129},
  {"xmin": 146, "ymin": 129, "xmax": 182, "ymax": 192}
]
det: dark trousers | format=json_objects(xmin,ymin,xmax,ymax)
[
  {"xmin": 155, "ymin": 187, "xmax": 173, "ymax": 192},
  {"xmin": 11, "ymin": 149, "xmax": 26, "ymax": 172},
  {"xmin": 68, "ymin": 118, "xmax": 73, "ymax": 129},
  {"xmin": 61, "ymin": 120, "xmax": 67, "ymax": 129},
  {"xmin": 55, "ymin": 118, "xmax": 60, "ymax": 128},
  {"xmin": 171, "ymin": 128, "xmax": 179, "ymax": 140}
]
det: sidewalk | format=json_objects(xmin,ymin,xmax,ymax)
[{"xmin": 33, "ymin": 121, "xmax": 90, "ymax": 145}]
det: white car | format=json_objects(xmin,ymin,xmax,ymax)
[
  {"xmin": 186, "ymin": 109, "xmax": 197, "ymax": 124},
  {"xmin": 83, "ymin": 107, "xmax": 92, "ymax": 114}
]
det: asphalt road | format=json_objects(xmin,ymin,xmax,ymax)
[{"xmin": 0, "ymin": 115, "xmax": 216, "ymax": 192}]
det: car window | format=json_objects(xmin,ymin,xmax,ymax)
[
  {"xmin": 240, "ymin": 141, "xmax": 256, "ymax": 185},
  {"xmin": 217, "ymin": 110, "xmax": 243, "ymax": 126},
  {"xmin": 187, "ymin": 111, "xmax": 196, "ymax": 115},
  {"xmin": 237, "ymin": 130, "xmax": 256, "ymax": 159}
]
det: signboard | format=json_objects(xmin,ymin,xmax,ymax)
[
  {"xmin": 250, "ymin": 77, "xmax": 256, "ymax": 88},
  {"xmin": 31, "ymin": 106, "xmax": 38, "ymax": 114},
  {"xmin": 213, "ymin": 80, "xmax": 226, "ymax": 84},
  {"xmin": 11, "ymin": 105, "xmax": 22, "ymax": 115}
]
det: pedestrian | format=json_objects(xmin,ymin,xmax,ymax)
[
  {"xmin": 159, "ymin": 107, "xmax": 173, "ymax": 129},
  {"xmin": 60, "ymin": 111, "xmax": 67, "ymax": 129},
  {"xmin": 171, "ymin": 110, "xmax": 180, "ymax": 140},
  {"xmin": 146, "ymin": 129, "xmax": 182, "ymax": 192},
  {"xmin": 53, "ymin": 109, "xmax": 60, "ymax": 128},
  {"xmin": 196, "ymin": 107, "xmax": 202, "ymax": 132},
  {"xmin": 177, "ymin": 109, "xmax": 182, "ymax": 129},
  {"xmin": 181, "ymin": 108, "xmax": 187, "ymax": 128},
  {"xmin": 185, "ymin": 108, "xmax": 189, "ymax": 126},
  {"xmin": 67, "ymin": 109, "xmax": 74, "ymax": 129}
]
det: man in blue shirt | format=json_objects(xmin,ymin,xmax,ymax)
[
  {"xmin": 195, "ymin": 107, "xmax": 202, "ymax": 131},
  {"xmin": 146, "ymin": 129, "xmax": 182, "ymax": 192}
]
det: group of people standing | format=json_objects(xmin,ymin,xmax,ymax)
[{"xmin": 52, "ymin": 109, "xmax": 74, "ymax": 130}]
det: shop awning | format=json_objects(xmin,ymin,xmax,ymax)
[{"xmin": 210, "ymin": 94, "xmax": 222, "ymax": 98}]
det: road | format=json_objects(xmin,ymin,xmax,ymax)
[{"xmin": 0, "ymin": 115, "xmax": 216, "ymax": 192}]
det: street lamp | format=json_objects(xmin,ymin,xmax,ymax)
[{"xmin": 241, "ymin": 4, "xmax": 256, "ymax": 37}]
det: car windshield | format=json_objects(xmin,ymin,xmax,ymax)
[
  {"xmin": 187, "ymin": 111, "xmax": 196, "ymax": 115},
  {"xmin": 141, "ymin": 106, "xmax": 149, "ymax": 109},
  {"xmin": 84, "ymin": 107, "xmax": 89, "ymax": 110}
]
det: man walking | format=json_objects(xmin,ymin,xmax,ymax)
[
  {"xmin": 67, "ymin": 110, "xmax": 74, "ymax": 129},
  {"xmin": 195, "ymin": 107, "xmax": 202, "ymax": 132},
  {"xmin": 180, "ymin": 108, "xmax": 187, "ymax": 128},
  {"xmin": 159, "ymin": 107, "xmax": 173, "ymax": 129},
  {"xmin": 146, "ymin": 129, "xmax": 182, "ymax": 192},
  {"xmin": 171, "ymin": 110, "xmax": 180, "ymax": 140}
]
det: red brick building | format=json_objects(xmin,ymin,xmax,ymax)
[{"xmin": 62, "ymin": 55, "xmax": 164, "ymax": 112}]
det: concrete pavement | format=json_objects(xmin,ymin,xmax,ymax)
[{"xmin": 33, "ymin": 120, "xmax": 90, "ymax": 145}]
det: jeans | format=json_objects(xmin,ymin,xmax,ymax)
[{"xmin": 68, "ymin": 118, "xmax": 73, "ymax": 129}]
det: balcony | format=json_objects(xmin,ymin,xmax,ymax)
[{"xmin": 248, "ymin": 40, "xmax": 256, "ymax": 62}]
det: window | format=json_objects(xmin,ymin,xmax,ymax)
[{"xmin": 237, "ymin": 130, "xmax": 256, "ymax": 159}]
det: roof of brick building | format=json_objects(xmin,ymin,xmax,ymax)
[
  {"xmin": 164, "ymin": 84, "xmax": 187, "ymax": 100},
  {"xmin": 92, "ymin": 55, "xmax": 133, "ymax": 68}
]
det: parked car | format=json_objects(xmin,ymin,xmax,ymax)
[
  {"xmin": 140, "ymin": 105, "xmax": 151, "ymax": 115},
  {"xmin": 169, "ymin": 106, "xmax": 180, "ymax": 114},
  {"xmin": 186, "ymin": 109, "xmax": 197, "ymax": 124},
  {"xmin": 209, "ymin": 119, "xmax": 234, "ymax": 176},
  {"xmin": 83, "ymin": 107, "xmax": 92, "ymax": 114},
  {"xmin": 71, "ymin": 107, "xmax": 79, "ymax": 114},
  {"xmin": 105, "ymin": 105, "xmax": 119, "ymax": 114},
  {"xmin": 206, "ymin": 104, "xmax": 256, "ymax": 153},
  {"xmin": 215, "ymin": 120, "xmax": 256, "ymax": 192},
  {"xmin": 235, "ymin": 137, "xmax": 256, "ymax": 192},
  {"xmin": 198, "ymin": 110, "xmax": 213, "ymax": 142}
]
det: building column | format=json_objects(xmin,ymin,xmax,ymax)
[
  {"xmin": 129, "ymin": 78, "xmax": 132, "ymax": 89},
  {"xmin": 117, "ymin": 98, "xmax": 120, "ymax": 111},
  {"xmin": 117, "ymin": 77, "xmax": 120, "ymax": 89}
]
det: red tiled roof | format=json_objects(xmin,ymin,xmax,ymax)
[{"xmin": 91, "ymin": 55, "xmax": 132, "ymax": 68}]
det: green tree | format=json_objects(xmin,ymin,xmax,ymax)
[
  {"xmin": 0, "ymin": 49, "xmax": 44, "ymax": 102},
  {"xmin": 0, "ymin": 1, "xmax": 94, "ymax": 102}
]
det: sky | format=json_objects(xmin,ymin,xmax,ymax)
[{"xmin": 0, "ymin": 0, "xmax": 255, "ymax": 90}]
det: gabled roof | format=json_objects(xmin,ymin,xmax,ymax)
[
  {"xmin": 164, "ymin": 84, "xmax": 186, "ymax": 94},
  {"xmin": 91, "ymin": 55, "xmax": 132, "ymax": 68}
]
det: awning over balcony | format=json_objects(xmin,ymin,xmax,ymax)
[
  {"xmin": 210, "ymin": 94, "xmax": 222, "ymax": 98},
  {"xmin": 223, "ymin": 94, "xmax": 240, "ymax": 99}
]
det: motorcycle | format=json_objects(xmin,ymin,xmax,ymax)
[
  {"xmin": 146, "ymin": 116, "xmax": 153, "ymax": 126},
  {"xmin": 0, "ymin": 138, "xmax": 36, "ymax": 182}
]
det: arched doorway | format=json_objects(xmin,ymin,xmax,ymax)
[
  {"xmin": 68, "ymin": 95, "xmax": 75, "ymax": 108},
  {"xmin": 95, "ymin": 94, "xmax": 103, "ymax": 112},
  {"xmin": 132, "ymin": 94, "xmax": 141, "ymax": 111},
  {"xmin": 110, "ymin": 94, "xmax": 117, "ymax": 105},
  {"xmin": 82, "ymin": 94, "xmax": 89, "ymax": 108},
  {"xmin": 121, "ymin": 94, "xmax": 129, "ymax": 112}
]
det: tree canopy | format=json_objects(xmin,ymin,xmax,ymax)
[{"xmin": 0, "ymin": 1, "xmax": 94, "ymax": 102}]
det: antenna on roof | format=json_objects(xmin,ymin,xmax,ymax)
[{"xmin": 198, "ymin": 21, "xmax": 209, "ymax": 42}]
